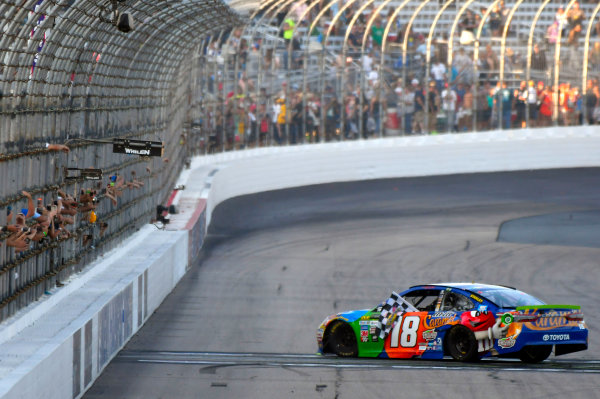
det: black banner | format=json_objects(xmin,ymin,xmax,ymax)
[{"xmin": 112, "ymin": 138, "xmax": 163, "ymax": 157}]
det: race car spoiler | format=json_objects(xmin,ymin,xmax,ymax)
[{"xmin": 502, "ymin": 305, "xmax": 584, "ymax": 323}]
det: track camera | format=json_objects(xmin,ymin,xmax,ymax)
[
  {"xmin": 99, "ymin": 0, "xmax": 135, "ymax": 33},
  {"xmin": 116, "ymin": 12, "xmax": 134, "ymax": 33}
]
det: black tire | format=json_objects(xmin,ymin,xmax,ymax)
[
  {"xmin": 327, "ymin": 321, "xmax": 358, "ymax": 357},
  {"xmin": 518, "ymin": 345, "xmax": 552, "ymax": 363},
  {"xmin": 445, "ymin": 325, "xmax": 479, "ymax": 362}
]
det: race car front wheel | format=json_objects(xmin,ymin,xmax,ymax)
[
  {"xmin": 518, "ymin": 345, "xmax": 552, "ymax": 363},
  {"xmin": 445, "ymin": 325, "xmax": 478, "ymax": 362},
  {"xmin": 327, "ymin": 321, "xmax": 358, "ymax": 357}
]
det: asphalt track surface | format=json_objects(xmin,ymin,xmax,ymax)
[{"xmin": 85, "ymin": 168, "xmax": 600, "ymax": 399}]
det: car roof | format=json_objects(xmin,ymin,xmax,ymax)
[{"xmin": 409, "ymin": 282, "xmax": 517, "ymax": 292}]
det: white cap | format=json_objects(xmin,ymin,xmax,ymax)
[{"xmin": 411, "ymin": 78, "xmax": 419, "ymax": 85}]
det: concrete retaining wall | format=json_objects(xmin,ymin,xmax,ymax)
[
  {"xmin": 201, "ymin": 128, "xmax": 600, "ymax": 225},
  {"xmin": 0, "ymin": 225, "xmax": 197, "ymax": 399},
  {"xmin": 0, "ymin": 127, "xmax": 599, "ymax": 398}
]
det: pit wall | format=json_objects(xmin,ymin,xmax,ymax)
[{"xmin": 0, "ymin": 127, "xmax": 599, "ymax": 399}]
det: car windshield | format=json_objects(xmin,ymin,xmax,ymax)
[{"xmin": 477, "ymin": 287, "xmax": 545, "ymax": 308}]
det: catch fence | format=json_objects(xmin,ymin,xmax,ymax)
[{"xmin": 2, "ymin": 0, "xmax": 600, "ymax": 321}]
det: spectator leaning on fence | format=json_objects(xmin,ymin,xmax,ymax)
[
  {"xmin": 441, "ymin": 82, "xmax": 457, "ymax": 132},
  {"xmin": 431, "ymin": 58, "xmax": 446, "ymax": 95},
  {"xmin": 538, "ymin": 84, "xmax": 553, "ymax": 127},
  {"xmin": 459, "ymin": 84, "xmax": 473, "ymax": 132},
  {"xmin": 0, "ymin": 165, "xmax": 153, "ymax": 252},
  {"xmin": 413, "ymin": 80, "xmax": 425, "ymax": 134},
  {"xmin": 515, "ymin": 81, "xmax": 528, "ymax": 128},
  {"xmin": 526, "ymin": 81, "xmax": 538, "ymax": 127},
  {"xmin": 495, "ymin": 82, "xmax": 514, "ymax": 130},
  {"xmin": 402, "ymin": 81, "xmax": 415, "ymax": 135},
  {"xmin": 585, "ymin": 79, "xmax": 598, "ymax": 124},
  {"xmin": 1, "ymin": 143, "xmax": 68, "ymax": 249},
  {"xmin": 427, "ymin": 82, "xmax": 439, "ymax": 133},
  {"xmin": 50, "ymin": 143, "xmax": 70, "ymax": 152}
]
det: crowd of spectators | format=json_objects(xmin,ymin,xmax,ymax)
[
  {"xmin": 200, "ymin": 1, "xmax": 600, "ymax": 148},
  {"xmin": 0, "ymin": 144, "xmax": 147, "ymax": 256}
]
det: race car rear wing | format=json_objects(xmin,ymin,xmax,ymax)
[{"xmin": 506, "ymin": 304, "xmax": 584, "ymax": 323}]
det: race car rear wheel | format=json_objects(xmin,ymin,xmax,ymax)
[
  {"xmin": 327, "ymin": 321, "xmax": 358, "ymax": 357},
  {"xmin": 445, "ymin": 325, "xmax": 478, "ymax": 362},
  {"xmin": 518, "ymin": 345, "xmax": 552, "ymax": 363}
]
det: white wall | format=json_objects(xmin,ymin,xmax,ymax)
[
  {"xmin": 202, "ymin": 128, "xmax": 600, "ymax": 225},
  {"xmin": 0, "ymin": 228, "xmax": 190, "ymax": 399}
]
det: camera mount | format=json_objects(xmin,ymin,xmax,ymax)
[
  {"xmin": 98, "ymin": 0, "xmax": 134, "ymax": 33},
  {"xmin": 65, "ymin": 168, "xmax": 103, "ymax": 181}
]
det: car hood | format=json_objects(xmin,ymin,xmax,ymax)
[{"xmin": 331, "ymin": 309, "xmax": 370, "ymax": 323}]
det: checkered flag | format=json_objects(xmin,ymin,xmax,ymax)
[{"xmin": 374, "ymin": 291, "xmax": 418, "ymax": 339}]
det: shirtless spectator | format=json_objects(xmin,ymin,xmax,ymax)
[
  {"xmin": 46, "ymin": 143, "xmax": 70, "ymax": 153},
  {"xmin": 79, "ymin": 189, "xmax": 98, "ymax": 212},
  {"xmin": 105, "ymin": 175, "xmax": 125, "ymax": 206},
  {"xmin": 4, "ymin": 210, "xmax": 27, "ymax": 233},
  {"xmin": 126, "ymin": 171, "xmax": 145, "ymax": 189},
  {"xmin": 47, "ymin": 208, "xmax": 71, "ymax": 240},
  {"xmin": 6, "ymin": 228, "xmax": 34, "ymax": 252},
  {"xmin": 3, "ymin": 201, "xmax": 46, "ymax": 251},
  {"xmin": 99, "ymin": 222, "xmax": 109, "ymax": 237},
  {"xmin": 19, "ymin": 191, "xmax": 35, "ymax": 220},
  {"xmin": 58, "ymin": 190, "xmax": 78, "ymax": 216}
]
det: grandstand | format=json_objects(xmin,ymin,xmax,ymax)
[{"xmin": 207, "ymin": 0, "xmax": 600, "ymax": 143}]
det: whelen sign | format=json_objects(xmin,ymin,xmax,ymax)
[{"xmin": 112, "ymin": 138, "xmax": 164, "ymax": 157}]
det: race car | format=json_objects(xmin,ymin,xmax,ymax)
[{"xmin": 317, "ymin": 283, "xmax": 588, "ymax": 363}]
